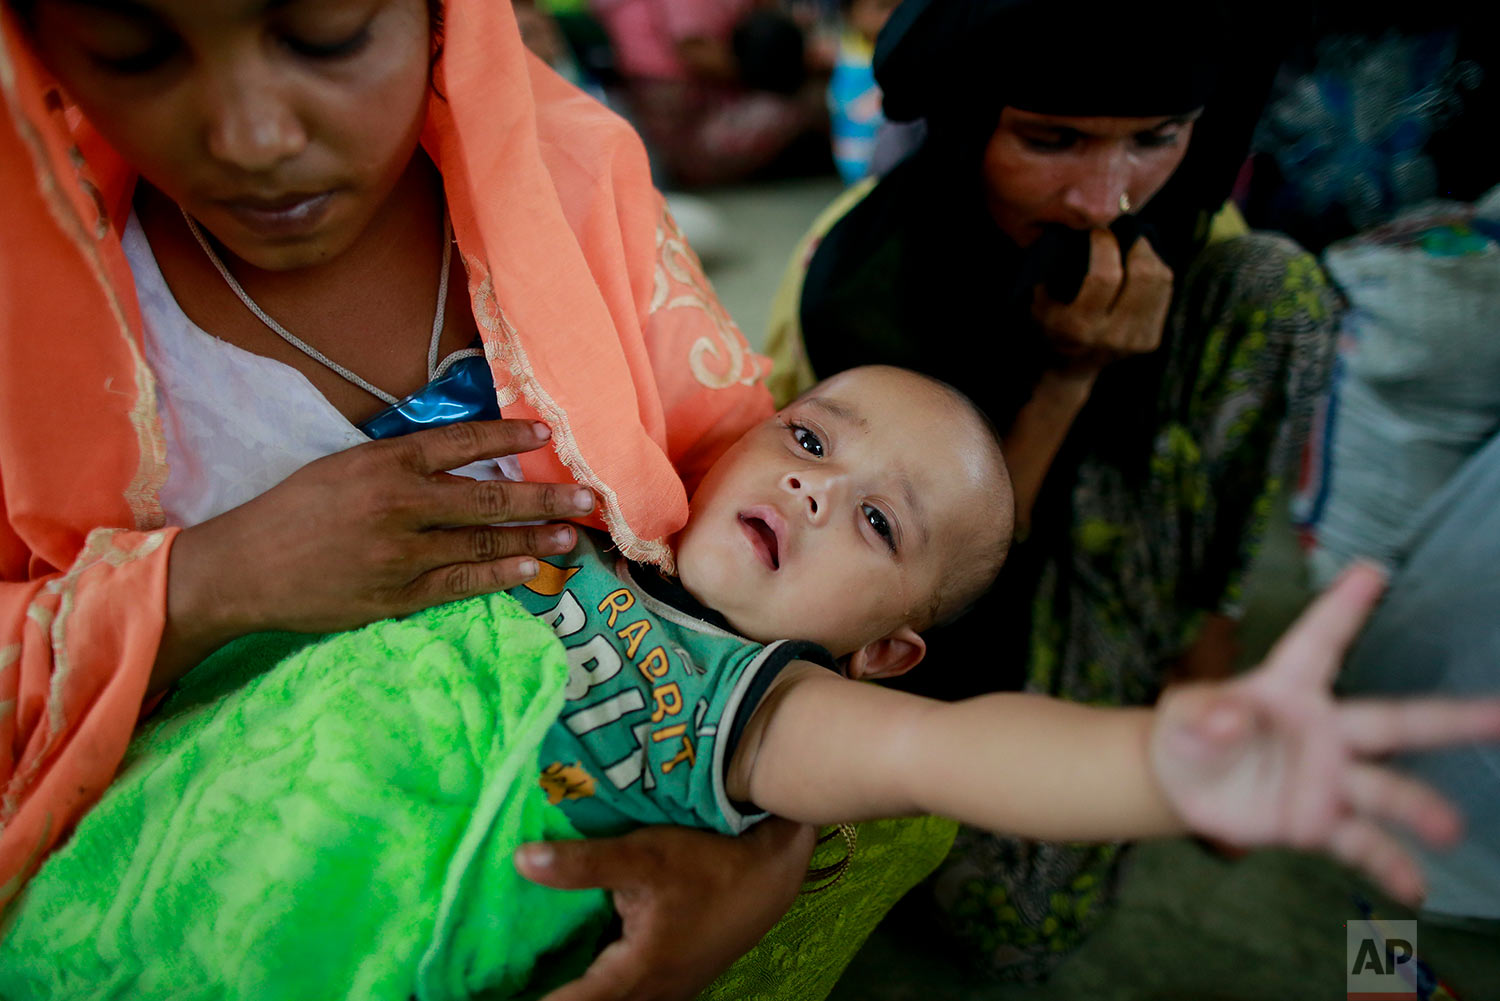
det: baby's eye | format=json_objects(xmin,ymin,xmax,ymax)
[
  {"xmin": 863, "ymin": 504, "xmax": 896, "ymax": 552},
  {"xmin": 789, "ymin": 423, "xmax": 824, "ymax": 458}
]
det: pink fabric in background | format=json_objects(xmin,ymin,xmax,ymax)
[{"xmin": 593, "ymin": 0, "xmax": 754, "ymax": 80}]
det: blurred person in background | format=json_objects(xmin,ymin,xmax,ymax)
[
  {"xmin": 1336, "ymin": 426, "xmax": 1500, "ymax": 924},
  {"xmin": 826, "ymin": 0, "xmax": 899, "ymax": 184},
  {"xmin": 1258, "ymin": 4, "xmax": 1500, "ymax": 929},
  {"xmin": 512, "ymin": 0, "xmax": 608, "ymax": 96},
  {"xmin": 1255, "ymin": 1, "xmax": 1499, "ymax": 582},
  {"xmin": 592, "ymin": 0, "xmax": 832, "ymax": 186}
]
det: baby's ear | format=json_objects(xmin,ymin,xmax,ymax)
[{"xmin": 846, "ymin": 626, "xmax": 926, "ymax": 681}]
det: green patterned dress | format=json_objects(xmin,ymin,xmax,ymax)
[{"xmin": 925, "ymin": 235, "xmax": 1338, "ymax": 980}]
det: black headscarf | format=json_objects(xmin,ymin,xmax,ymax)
[
  {"xmin": 797, "ymin": 0, "xmax": 1289, "ymax": 697},
  {"xmin": 801, "ymin": 0, "xmax": 1289, "ymax": 436},
  {"xmin": 877, "ymin": 0, "xmax": 1223, "ymax": 123}
]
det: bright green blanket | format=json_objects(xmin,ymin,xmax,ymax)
[{"xmin": 0, "ymin": 594, "xmax": 608, "ymax": 1001}]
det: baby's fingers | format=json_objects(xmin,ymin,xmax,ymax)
[
  {"xmin": 1328, "ymin": 817, "xmax": 1427, "ymax": 908},
  {"xmin": 1261, "ymin": 561, "xmax": 1386, "ymax": 689},
  {"xmin": 1339, "ymin": 698, "xmax": 1500, "ymax": 756},
  {"xmin": 1346, "ymin": 763, "xmax": 1462, "ymax": 848}
]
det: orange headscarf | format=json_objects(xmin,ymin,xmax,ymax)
[{"xmin": 0, "ymin": 0, "xmax": 771, "ymax": 901}]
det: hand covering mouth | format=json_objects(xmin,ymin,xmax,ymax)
[{"xmin": 739, "ymin": 513, "xmax": 781, "ymax": 570}]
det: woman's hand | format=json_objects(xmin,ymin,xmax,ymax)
[
  {"xmin": 155, "ymin": 419, "xmax": 595, "ymax": 691},
  {"xmin": 1151, "ymin": 563, "xmax": 1500, "ymax": 905},
  {"xmin": 514, "ymin": 818, "xmax": 816, "ymax": 1001},
  {"xmin": 1031, "ymin": 229, "xmax": 1174, "ymax": 373}
]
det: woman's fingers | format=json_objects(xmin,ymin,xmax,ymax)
[
  {"xmin": 425, "ymin": 522, "xmax": 579, "ymax": 567},
  {"xmin": 403, "ymin": 556, "xmax": 547, "ymax": 606},
  {"xmin": 1345, "ymin": 763, "xmax": 1463, "ymax": 848},
  {"xmin": 517, "ymin": 823, "xmax": 811, "ymax": 1001},
  {"xmin": 419, "ymin": 475, "xmax": 596, "ymax": 528},
  {"xmin": 1327, "ymin": 816, "xmax": 1427, "ymax": 907},
  {"xmin": 396, "ymin": 524, "xmax": 583, "ymax": 604},
  {"xmin": 386, "ymin": 418, "xmax": 555, "ymax": 475},
  {"xmin": 1033, "ymin": 230, "xmax": 1172, "ymax": 364},
  {"xmin": 1339, "ymin": 698, "xmax": 1500, "ymax": 756},
  {"xmin": 1030, "ymin": 230, "xmax": 1122, "ymax": 343},
  {"xmin": 514, "ymin": 837, "xmax": 643, "ymax": 893},
  {"xmin": 1114, "ymin": 237, "xmax": 1173, "ymax": 352},
  {"xmin": 1071, "ymin": 228, "xmax": 1127, "ymax": 318},
  {"xmin": 173, "ymin": 421, "xmax": 598, "ymax": 639},
  {"xmin": 518, "ymin": 837, "xmax": 697, "ymax": 1001},
  {"xmin": 533, "ymin": 940, "xmax": 653, "ymax": 1001}
]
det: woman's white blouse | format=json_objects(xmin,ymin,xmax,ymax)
[{"xmin": 123, "ymin": 212, "xmax": 520, "ymax": 529}]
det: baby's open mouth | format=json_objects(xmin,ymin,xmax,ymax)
[{"xmin": 739, "ymin": 514, "xmax": 780, "ymax": 570}]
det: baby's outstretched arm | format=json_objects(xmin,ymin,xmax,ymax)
[
  {"xmin": 727, "ymin": 564, "xmax": 1500, "ymax": 905},
  {"xmin": 729, "ymin": 669, "xmax": 1178, "ymax": 840}
]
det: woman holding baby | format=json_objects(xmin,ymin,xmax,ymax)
[
  {"xmin": 0, "ymin": 0, "xmax": 822, "ymax": 996},
  {"xmin": 765, "ymin": 0, "xmax": 1340, "ymax": 981}
]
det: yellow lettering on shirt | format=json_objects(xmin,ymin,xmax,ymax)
[
  {"xmin": 650, "ymin": 682, "xmax": 683, "ymax": 722},
  {"xmin": 661, "ymin": 735, "xmax": 697, "ymax": 774},
  {"xmin": 598, "ymin": 588, "xmax": 635, "ymax": 628},
  {"xmin": 617, "ymin": 618, "xmax": 651, "ymax": 659},
  {"xmin": 637, "ymin": 646, "xmax": 670, "ymax": 680}
]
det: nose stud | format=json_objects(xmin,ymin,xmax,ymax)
[{"xmin": 1119, "ymin": 191, "xmax": 1132, "ymax": 214}]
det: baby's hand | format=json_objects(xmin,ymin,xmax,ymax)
[{"xmin": 1150, "ymin": 563, "xmax": 1500, "ymax": 905}]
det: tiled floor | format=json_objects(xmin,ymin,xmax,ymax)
[{"xmin": 694, "ymin": 175, "xmax": 1500, "ymax": 1001}]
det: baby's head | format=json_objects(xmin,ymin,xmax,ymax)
[{"xmin": 677, "ymin": 366, "xmax": 1013, "ymax": 679}]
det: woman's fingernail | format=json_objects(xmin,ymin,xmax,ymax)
[
  {"xmin": 533, "ymin": 422, "xmax": 552, "ymax": 441},
  {"xmin": 573, "ymin": 488, "xmax": 594, "ymax": 511},
  {"xmin": 517, "ymin": 559, "xmax": 538, "ymax": 579},
  {"xmin": 519, "ymin": 843, "xmax": 554, "ymax": 869},
  {"xmin": 553, "ymin": 526, "xmax": 574, "ymax": 547}
]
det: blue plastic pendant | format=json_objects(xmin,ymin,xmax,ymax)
[{"xmin": 357, "ymin": 354, "xmax": 500, "ymax": 440}]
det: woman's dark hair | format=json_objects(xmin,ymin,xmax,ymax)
[{"xmin": 427, "ymin": 0, "xmax": 444, "ymax": 57}]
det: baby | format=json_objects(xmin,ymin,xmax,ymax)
[
  {"xmin": 509, "ymin": 364, "xmax": 1013, "ymax": 839},
  {"xmin": 3, "ymin": 366, "xmax": 1495, "ymax": 1001}
]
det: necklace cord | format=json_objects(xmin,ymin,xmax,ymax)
[{"xmin": 180, "ymin": 207, "xmax": 454, "ymax": 407}]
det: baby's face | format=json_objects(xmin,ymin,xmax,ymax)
[{"xmin": 676, "ymin": 366, "xmax": 1007, "ymax": 658}]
